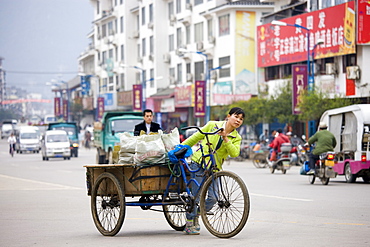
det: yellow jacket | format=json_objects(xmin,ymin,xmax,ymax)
[{"xmin": 182, "ymin": 121, "xmax": 241, "ymax": 170}]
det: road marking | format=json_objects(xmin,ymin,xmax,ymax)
[
  {"xmin": 250, "ymin": 193, "xmax": 313, "ymax": 202},
  {"xmin": 0, "ymin": 174, "xmax": 83, "ymax": 190}
]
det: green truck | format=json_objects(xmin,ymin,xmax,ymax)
[
  {"xmin": 94, "ymin": 111, "xmax": 143, "ymax": 164},
  {"xmin": 48, "ymin": 122, "xmax": 80, "ymax": 157}
]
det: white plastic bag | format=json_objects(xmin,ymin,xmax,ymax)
[
  {"xmin": 134, "ymin": 134, "xmax": 166, "ymax": 164},
  {"xmin": 118, "ymin": 132, "xmax": 137, "ymax": 153},
  {"xmin": 161, "ymin": 127, "xmax": 180, "ymax": 152}
]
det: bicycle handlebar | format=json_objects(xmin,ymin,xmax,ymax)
[{"xmin": 181, "ymin": 126, "xmax": 223, "ymax": 136}]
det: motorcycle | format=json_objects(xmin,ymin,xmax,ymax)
[
  {"xmin": 270, "ymin": 143, "xmax": 292, "ymax": 174},
  {"xmin": 307, "ymin": 151, "xmax": 337, "ymax": 185},
  {"xmin": 290, "ymin": 144, "xmax": 309, "ymax": 166}
]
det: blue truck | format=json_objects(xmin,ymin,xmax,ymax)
[{"xmin": 93, "ymin": 111, "xmax": 143, "ymax": 164}]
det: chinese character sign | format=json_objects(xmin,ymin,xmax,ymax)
[
  {"xmin": 194, "ymin": 81, "xmax": 206, "ymax": 117},
  {"xmin": 292, "ymin": 65, "xmax": 308, "ymax": 115},
  {"xmin": 54, "ymin": 97, "xmax": 61, "ymax": 117},
  {"xmin": 132, "ymin": 84, "xmax": 142, "ymax": 111},
  {"xmin": 357, "ymin": 0, "xmax": 370, "ymax": 44},
  {"xmin": 257, "ymin": 1, "xmax": 355, "ymax": 67},
  {"xmin": 62, "ymin": 99, "xmax": 68, "ymax": 121},
  {"xmin": 97, "ymin": 97, "xmax": 104, "ymax": 121}
]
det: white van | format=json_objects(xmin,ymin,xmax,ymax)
[
  {"xmin": 16, "ymin": 127, "xmax": 41, "ymax": 153},
  {"xmin": 319, "ymin": 104, "xmax": 370, "ymax": 183},
  {"xmin": 41, "ymin": 130, "xmax": 71, "ymax": 160}
]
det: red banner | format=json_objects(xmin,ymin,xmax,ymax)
[
  {"xmin": 257, "ymin": 1, "xmax": 355, "ymax": 67},
  {"xmin": 292, "ymin": 65, "xmax": 308, "ymax": 115},
  {"xmin": 1, "ymin": 98, "xmax": 52, "ymax": 104},
  {"xmin": 132, "ymin": 84, "xmax": 142, "ymax": 111},
  {"xmin": 97, "ymin": 97, "xmax": 104, "ymax": 121},
  {"xmin": 54, "ymin": 97, "xmax": 61, "ymax": 117},
  {"xmin": 194, "ymin": 81, "xmax": 206, "ymax": 118},
  {"xmin": 346, "ymin": 78, "xmax": 356, "ymax": 96},
  {"xmin": 357, "ymin": 0, "xmax": 370, "ymax": 44}
]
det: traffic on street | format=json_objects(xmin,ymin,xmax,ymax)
[{"xmin": 0, "ymin": 138, "xmax": 369, "ymax": 247}]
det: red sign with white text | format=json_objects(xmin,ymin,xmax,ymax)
[
  {"xmin": 257, "ymin": 1, "xmax": 355, "ymax": 67},
  {"xmin": 194, "ymin": 81, "xmax": 206, "ymax": 118},
  {"xmin": 357, "ymin": 0, "xmax": 370, "ymax": 44}
]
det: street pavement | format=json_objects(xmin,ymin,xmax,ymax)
[{"xmin": 0, "ymin": 139, "xmax": 369, "ymax": 247}]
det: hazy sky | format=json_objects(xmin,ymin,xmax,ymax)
[{"xmin": 0, "ymin": 0, "xmax": 93, "ymax": 98}]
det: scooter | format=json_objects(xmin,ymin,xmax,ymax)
[
  {"xmin": 306, "ymin": 151, "xmax": 337, "ymax": 185},
  {"xmin": 270, "ymin": 143, "xmax": 292, "ymax": 174}
]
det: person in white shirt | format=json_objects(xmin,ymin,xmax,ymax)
[{"xmin": 7, "ymin": 132, "xmax": 17, "ymax": 154}]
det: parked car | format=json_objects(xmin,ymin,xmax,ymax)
[{"xmin": 41, "ymin": 130, "xmax": 71, "ymax": 160}]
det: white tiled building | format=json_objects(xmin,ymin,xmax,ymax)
[{"xmin": 78, "ymin": 0, "xmax": 275, "ymax": 129}]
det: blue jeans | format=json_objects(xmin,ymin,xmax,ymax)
[{"xmin": 186, "ymin": 161, "xmax": 219, "ymax": 220}]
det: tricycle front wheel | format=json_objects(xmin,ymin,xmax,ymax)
[
  {"xmin": 163, "ymin": 203, "xmax": 186, "ymax": 231},
  {"xmin": 200, "ymin": 171, "xmax": 250, "ymax": 238},
  {"xmin": 91, "ymin": 172, "xmax": 126, "ymax": 236}
]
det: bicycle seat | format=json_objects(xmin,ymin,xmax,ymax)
[{"xmin": 174, "ymin": 147, "xmax": 188, "ymax": 159}]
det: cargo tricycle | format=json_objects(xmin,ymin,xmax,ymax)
[{"xmin": 84, "ymin": 126, "xmax": 250, "ymax": 238}]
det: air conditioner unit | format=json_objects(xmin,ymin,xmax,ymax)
[
  {"xmin": 208, "ymin": 36, "xmax": 215, "ymax": 44},
  {"xmin": 132, "ymin": 30, "xmax": 139, "ymax": 38},
  {"xmin": 147, "ymin": 22, "xmax": 154, "ymax": 29},
  {"xmin": 163, "ymin": 53, "xmax": 171, "ymax": 63},
  {"xmin": 325, "ymin": 63, "xmax": 337, "ymax": 75},
  {"xmin": 149, "ymin": 53, "xmax": 154, "ymax": 61},
  {"xmin": 104, "ymin": 37, "xmax": 109, "ymax": 44},
  {"xmin": 185, "ymin": 3, "xmax": 192, "ymax": 10},
  {"xmin": 210, "ymin": 70, "xmax": 217, "ymax": 80},
  {"xmin": 170, "ymin": 15, "xmax": 176, "ymax": 23},
  {"xmin": 186, "ymin": 73, "xmax": 193, "ymax": 82},
  {"xmin": 346, "ymin": 66, "xmax": 360, "ymax": 80},
  {"xmin": 196, "ymin": 41, "xmax": 204, "ymax": 51}
]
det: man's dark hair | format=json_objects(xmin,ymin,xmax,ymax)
[
  {"xmin": 229, "ymin": 107, "xmax": 245, "ymax": 118},
  {"xmin": 143, "ymin": 109, "xmax": 153, "ymax": 116},
  {"xmin": 277, "ymin": 128, "xmax": 283, "ymax": 133}
]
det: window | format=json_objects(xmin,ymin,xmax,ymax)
[
  {"xmin": 102, "ymin": 78, "xmax": 107, "ymax": 92},
  {"xmin": 137, "ymin": 44, "xmax": 141, "ymax": 60},
  {"xmin": 195, "ymin": 61, "xmax": 204, "ymax": 81},
  {"xmin": 120, "ymin": 73, "xmax": 125, "ymax": 91},
  {"xmin": 97, "ymin": 0, "xmax": 100, "ymax": 14},
  {"xmin": 102, "ymin": 23, "xmax": 107, "ymax": 38},
  {"xmin": 102, "ymin": 51, "xmax": 107, "ymax": 64},
  {"xmin": 142, "ymin": 38, "xmax": 146, "ymax": 57},
  {"xmin": 177, "ymin": 63, "xmax": 182, "ymax": 84},
  {"xmin": 136, "ymin": 72, "xmax": 141, "ymax": 84},
  {"xmin": 342, "ymin": 54, "xmax": 357, "ymax": 73},
  {"xmin": 176, "ymin": 0, "xmax": 181, "ymax": 13},
  {"xmin": 120, "ymin": 44, "xmax": 124, "ymax": 62},
  {"xmin": 115, "ymin": 75, "xmax": 119, "ymax": 90},
  {"xmin": 186, "ymin": 63, "xmax": 191, "ymax": 74},
  {"xmin": 219, "ymin": 14, "xmax": 230, "ymax": 36},
  {"xmin": 150, "ymin": 36, "xmax": 154, "ymax": 54},
  {"xmin": 168, "ymin": 2, "xmax": 174, "ymax": 19},
  {"xmin": 150, "ymin": 69, "xmax": 154, "ymax": 88},
  {"xmin": 186, "ymin": 25, "xmax": 190, "ymax": 44},
  {"xmin": 170, "ymin": 68, "xmax": 176, "ymax": 84},
  {"xmin": 207, "ymin": 19, "xmax": 213, "ymax": 39},
  {"xmin": 115, "ymin": 46, "xmax": 118, "ymax": 61},
  {"xmin": 335, "ymin": 0, "xmax": 346, "ymax": 5},
  {"xmin": 282, "ymin": 64, "xmax": 292, "ymax": 78},
  {"xmin": 108, "ymin": 49, "xmax": 113, "ymax": 59},
  {"xmin": 265, "ymin": 66, "xmax": 279, "ymax": 81},
  {"xmin": 176, "ymin": 28, "xmax": 182, "ymax": 49},
  {"xmin": 149, "ymin": 4, "xmax": 153, "ymax": 23},
  {"xmin": 169, "ymin": 34, "xmax": 174, "ymax": 51},
  {"xmin": 141, "ymin": 7, "xmax": 145, "ymax": 25},
  {"xmin": 108, "ymin": 21, "xmax": 114, "ymax": 35},
  {"xmin": 219, "ymin": 56, "xmax": 230, "ymax": 78},
  {"xmin": 97, "ymin": 26, "xmax": 101, "ymax": 39},
  {"xmin": 120, "ymin": 16, "xmax": 124, "ymax": 33},
  {"xmin": 142, "ymin": 70, "xmax": 147, "ymax": 85},
  {"xmin": 310, "ymin": 0, "xmax": 318, "ymax": 11},
  {"xmin": 322, "ymin": 0, "xmax": 332, "ymax": 8},
  {"xmin": 194, "ymin": 0, "xmax": 203, "ymax": 6},
  {"xmin": 194, "ymin": 22, "xmax": 203, "ymax": 43},
  {"xmin": 108, "ymin": 76, "xmax": 114, "ymax": 91}
]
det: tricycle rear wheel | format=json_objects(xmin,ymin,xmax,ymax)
[
  {"xmin": 163, "ymin": 204, "xmax": 186, "ymax": 231},
  {"xmin": 200, "ymin": 171, "xmax": 250, "ymax": 238},
  {"xmin": 91, "ymin": 172, "xmax": 125, "ymax": 236}
]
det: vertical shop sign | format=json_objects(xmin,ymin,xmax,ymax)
[
  {"xmin": 62, "ymin": 99, "xmax": 68, "ymax": 121},
  {"xmin": 357, "ymin": 0, "xmax": 370, "ymax": 44},
  {"xmin": 97, "ymin": 97, "xmax": 104, "ymax": 121},
  {"xmin": 132, "ymin": 84, "xmax": 142, "ymax": 111},
  {"xmin": 292, "ymin": 65, "xmax": 308, "ymax": 115},
  {"xmin": 54, "ymin": 97, "xmax": 61, "ymax": 117},
  {"xmin": 194, "ymin": 81, "xmax": 206, "ymax": 117}
]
